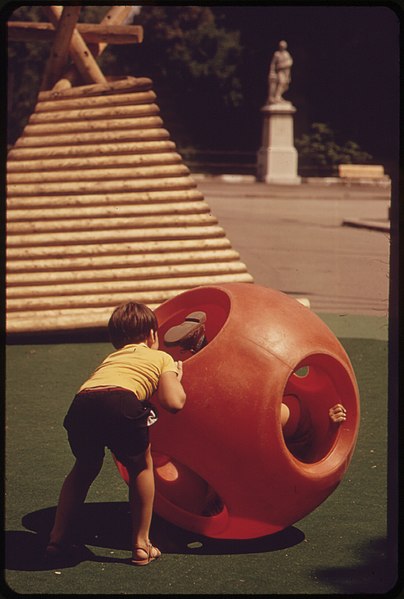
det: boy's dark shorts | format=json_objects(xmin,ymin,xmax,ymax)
[{"xmin": 63, "ymin": 387, "xmax": 158, "ymax": 467}]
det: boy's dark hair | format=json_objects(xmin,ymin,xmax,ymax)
[{"xmin": 108, "ymin": 302, "xmax": 158, "ymax": 349}]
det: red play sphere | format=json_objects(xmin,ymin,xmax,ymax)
[{"xmin": 114, "ymin": 283, "xmax": 360, "ymax": 539}]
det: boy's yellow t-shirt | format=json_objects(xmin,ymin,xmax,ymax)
[{"xmin": 78, "ymin": 343, "xmax": 178, "ymax": 401}]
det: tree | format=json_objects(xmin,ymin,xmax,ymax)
[
  {"xmin": 109, "ymin": 6, "xmax": 243, "ymax": 149},
  {"xmin": 295, "ymin": 122, "xmax": 373, "ymax": 176}
]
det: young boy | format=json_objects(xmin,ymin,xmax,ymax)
[{"xmin": 46, "ymin": 302, "xmax": 186, "ymax": 566}]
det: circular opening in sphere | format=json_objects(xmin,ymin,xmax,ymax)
[
  {"xmin": 282, "ymin": 354, "xmax": 358, "ymax": 464},
  {"xmin": 293, "ymin": 365, "xmax": 310, "ymax": 378},
  {"xmin": 153, "ymin": 452, "xmax": 225, "ymax": 517},
  {"xmin": 156, "ymin": 287, "xmax": 231, "ymax": 362}
]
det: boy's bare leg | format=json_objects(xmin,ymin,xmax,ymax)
[
  {"xmin": 48, "ymin": 457, "xmax": 103, "ymax": 549},
  {"xmin": 127, "ymin": 444, "xmax": 161, "ymax": 561},
  {"xmin": 281, "ymin": 403, "xmax": 290, "ymax": 427}
]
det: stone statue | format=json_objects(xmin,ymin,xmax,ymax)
[{"xmin": 267, "ymin": 40, "xmax": 293, "ymax": 104}]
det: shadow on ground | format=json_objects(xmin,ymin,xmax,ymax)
[
  {"xmin": 313, "ymin": 536, "xmax": 399, "ymax": 595},
  {"xmin": 5, "ymin": 501, "xmax": 305, "ymax": 571}
]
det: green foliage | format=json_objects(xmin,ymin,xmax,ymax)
[
  {"xmin": 295, "ymin": 123, "xmax": 373, "ymax": 173},
  {"xmin": 140, "ymin": 7, "xmax": 241, "ymax": 100},
  {"xmin": 113, "ymin": 6, "xmax": 243, "ymax": 147}
]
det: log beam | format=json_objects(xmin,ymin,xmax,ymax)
[
  {"xmin": 7, "ymin": 139, "xmax": 176, "ymax": 162},
  {"xmin": 38, "ymin": 76, "xmax": 153, "ymax": 101},
  {"xmin": 7, "ymin": 238, "xmax": 232, "ymax": 260},
  {"xmin": 51, "ymin": 5, "xmax": 139, "ymax": 91},
  {"xmin": 6, "ymin": 262, "xmax": 247, "ymax": 287},
  {"xmin": 7, "ymin": 249, "xmax": 240, "ymax": 273},
  {"xmin": 6, "ymin": 225, "xmax": 226, "ymax": 248},
  {"xmin": 96, "ymin": 5, "xmax": 140, "ymax": 56},
  {"xmin": 40, "ymin": 6, "xmax": 81, "ymax": 91},
  {"xmin": 44, "ymin": 5, "xmax": 107, "ymax": 85},
  {"xmin": 8, "ymin": 21, "xmax": 144, "ymax": 45}
]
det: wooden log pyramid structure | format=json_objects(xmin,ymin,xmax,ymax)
[{"xmin": 6, "ymin": 6, "xmax": 253, "ymax": 335}]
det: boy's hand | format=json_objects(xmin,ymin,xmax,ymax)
[
  {"xmin": 176, "ymin": 360, "xmax": 183, "ymax": 382},
  {"xmin": 329, "ymin": 403, "xmax": 347, "ymax": 423}
]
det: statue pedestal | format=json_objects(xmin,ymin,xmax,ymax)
[{"xmin": 257, "ymin": 102, "xmax": 301, "ymax": 185}]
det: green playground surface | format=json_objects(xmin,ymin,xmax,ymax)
[{"xmin": 3, "ymin": 313, "xmax": 398, "ymax": 595}]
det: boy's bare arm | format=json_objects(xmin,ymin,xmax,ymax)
[{"xmin": 157, "ymin": 362, "xmax": 186, "ymax": 413}]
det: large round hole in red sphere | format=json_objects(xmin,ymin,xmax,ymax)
[
  {"xmin": 282, "ymin": 354, "xmax": 358, "ymax": 464},
  {"xmin": 156, "ymin": 287, "xmax": 231, "ymax": 363},
  {"xmin": 153, "ymin": 451, "xmax": 225, "ymax": 517}
]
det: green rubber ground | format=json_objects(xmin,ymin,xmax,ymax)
[{"xmin": 3, "ymin": 314, "xmax": 398, "ymax": 595}]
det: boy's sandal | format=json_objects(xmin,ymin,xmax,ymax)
[
  {"xmin": 131, "ymin": 543, "xmax": 161, "ymax": 566},
  {"xmin": 164, "ymin": 312, "xmax": 206, "ymax": 344},
  {"xmin": 45, "ymin": 541, "xmax": 66, "ymax": 557},
  {"xmin": 45, "ymin": 541, "xmax": 81, "ymax": 559}
]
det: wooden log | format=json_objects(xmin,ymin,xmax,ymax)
[
  {"xmin": 6, "ymin": 301, "xmax": 173, "ymax": 333},
  {"xmin": 6, "ymin": 316, "xmax": 116, "ymax": 333},
  {"xmin": 50, "ymin": 76, "xmax": 74, "ymax": 92},
  {"xmin": 22, "ymin": 116, "xmax": 163, "ymax": 136},
  {"xmin": 40, "ymin": 6, "xmax": 81, "ymax": 91},
  {"xmin": 34, "ymin": 90, "xmax": 157, "ymax": 113},
  {"xmin": 6, "ymin": 312, "xmax": 111, "ymax": 333},
  {"xmin": 7, "ymin": 163, "xmax": 189, "ymax": 185},
  {"xmin": 6, "ymin": 317, "xmax": 109, "ymax": 331},
  {"xmin": 6, "ymin": 317, "xmax": 103, "ymax": 333},
  {"xmin": 7, "ymin": 261, "xmax": 247, "ymax": 287},
  {"xmin": 7, "ymin": 306, "xmax": 121, "ymax": 319},
  {"xmin": 7, "ymin": 248, "xmax": 240, "ymax": 273},
  {"xmin": 96, "ymin": 6, "xmax": 138, "ymax": 56},
  {"xmin": 76, "ymin": 24, "xmax": 144, "ymax": 45},
  {"xmin": 14, "ymin": 127, "xmax": 170, "ymax": 148},
  {"xmin": 99, "ymin": 6, "xmax": 134, "ymax": 26},
  {"xmin": 6, "ymin": 273, "xmax": 254, "ymax": 307},
  {"xmin": 5, "ymin": 311, "xmax": 126, "ymax": 333},
  {"xmin": 8, "ymin": 305, "xmax": 113, "ymax": 319},
  {"xmin": 7, "ymin": 174, "xmax": 196, "ymax": 197},
  {"xmin": 7, "ymin": 151, "xmax": 183, "ymax": 174},
  {"xmin": 29, "ymin": 103, "xmax": 160, "ymax": 123},
  {"xmin": 7, "ymin": 290, "xmax": 175, "ymax": 312},
  {"xmin": 7, "ymin": 201, "xmax": 210, "ymax": 223},
  {"xmin": 44, "ymin": 5, "xmax": 107, "ymax": 85},
  {"xmin": 8, "ymin": 201, "xmax": 208, "ymax": 224},
  {"xmin": 12, "ymin": 303, "xmax": 245, "ymax": 332},
  {"xmin": 8, "ymin": 167, "xmax": 191, "ymax": 192},
  {"xmin": 7, "ymin": 237, "xmax": 231, "ymax": 260},
  {"xmin": 8, "ymin": 176, "xmax": 195, "ymax": 198},
  {"xmin": 49, "ymin": 6, "xmax": 138, "ymax": 92},
  {"xmin": 23, "ymin": 116, "xmax": 163, "ymax": 136},
  {"xmin": 8, "ymin": 21, "xmax": 144, "ymax": 45},
  {"xmin": 8, "ymin": 140, "xmax": 176, "ymax": 161},
  {"xmin": 6, "ymin": 225, "xmax": 226, "ymax": 248},
  {"xmin": 7, "ymin": 213, "xmax": 218, "ymax": 235},
  {"xmin": 8, "ymin": 201, "xmax": 210, "ymax": 224},
  {"xmin": 6, "ymin": 188, "xmax": 202, "ymax": 208},
  {"xmin": 37, "ymin": 76, "xmax": 152, "ymax": 101}
]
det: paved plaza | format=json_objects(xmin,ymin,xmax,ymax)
[{"xmin": 198, "ymin": 178, "xmax": 392, "ymax": 316}]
